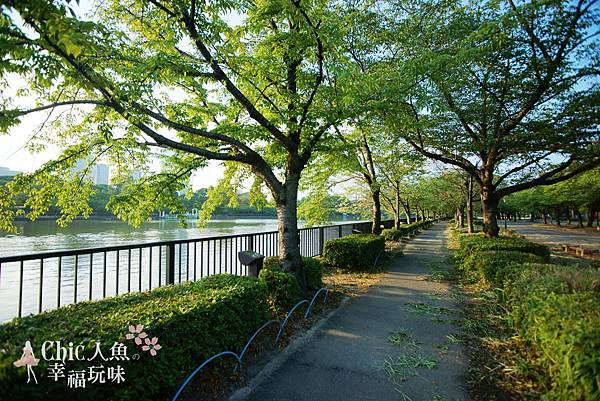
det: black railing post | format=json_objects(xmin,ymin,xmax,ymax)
[
  {"xmin": 338, "ymin": 225, "xmax": 343, "ymax": 238},
  {"xmin": 247, "ymin": 234, "xmax": 254, "ymax": 251},
  {"xmin": 166, "ymin": 244, "xmax": 176, "ymax": 285},
  {"xmin": 318, "ymin": 227, "xmax": 325, "ymax": 255}
]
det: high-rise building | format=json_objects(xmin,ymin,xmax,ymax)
[
  {"xmin": 72, "ymin": 159, "xmax": 110, "ymax": 185},
  {"xmin": 0, "ymin": 166, "xmax": 20, "ymax": 177},
  {"xmin": 93, "ymin": 164, "xmax": 109, "ymax": 185}
]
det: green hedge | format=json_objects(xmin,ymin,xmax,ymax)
[
  {"xmin": 382, "ymin": 228, "xmax": 404, "ymax": 241},
  {"xmin": 381, "ymin": 220, "xmax": 434, "ymax": 242},
  {"xmin": 454, "ymin": 233, "xmax": 549, "ymax": 263},
  {"xmin": 454, "ymin": 230, "xmax": 600, "ymax": 400},
  {"xmin": 459, "ymin": 250, "xmax": 546, "ymax": 288},
  {"xmin": 258, "ymin": 264, "xmax": 303, "ymax": 309},
  {"xmin": 509, "ymin": 264, "xmax": 600, "ymax": 400},
  {"xmin": 0, "ymin": 274, "xmax": 270, "ymax": 401},
  {"xmin": 303, "ymin": 257, "xmax": 324, "ymax": 291},
  {"xmin": 322, "ymin": 234, "xmax": 385, "ymax": 271},
  {"xmin": 263, "ymin": 256, "xmax": 323, "ymax": 292}
]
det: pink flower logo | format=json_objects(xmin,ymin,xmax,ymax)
[
  {"xmin": 125, "ymin": 324, "xmax": 148, "ymax": 345},
  {"xmin": 142, "ymin": 337, "xmax": 161, "ymax": 357}
]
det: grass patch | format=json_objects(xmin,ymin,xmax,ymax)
[
  {"xmin": 388, "ymin": 329, "xmax": 422, "ymax": 348},
  {"xmin": 383, "ymin": 355, "xmax": 438, "ymax": 382},
  {"xmin": 426, "ymin": 262, "xmax": 455, "ymax": 282},
  {"xmin": 405, "ymin": 302, "xmax": 454, "ymax": 321},
  {"xmin": 445, "ymin": 333, "xmax": 463, "ymax": 344}
]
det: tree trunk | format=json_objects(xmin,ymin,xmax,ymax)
[
  {"xmin": 394, "ymin": 187, "xmax": 401, "ymax": 229},
  {"xmin": 371, "ymin": 187, "xmax": 382, "ymax": 235},
  {"xmin": 542, "ymin": 209, "xmax": 547, "ymax": 224},
  {"xmin": 575, "ymin": 208, "xmax": 583, "ymax": 228},
  {"xmin": 403, "ymin": 200, "xmax": 412, "ymax": 224},
  {"xmin": 555, "ymin": 207, "xmax": 561, "ymax": 226},
  {"xmin": 276, "ymin": 175, "xmax": 306, "ymax": 292},
  {"xmin": 567, "ymin": 207, "xmax": 572, "ymax": 225},
  {"xmin": 466, "ymin": 176, "xmax": 474, "ymax": 234},
  {"xmin": 481, "ymin": 187, "xmax": 500, "ymax": 237},
  {"xmin": 587, "ymin": 206, "xmax": 595, "ymax": 227}
]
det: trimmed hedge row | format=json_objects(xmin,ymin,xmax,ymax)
[
  {"xmin": 510, "ymin": 264, "xmax": 600, "ymax": 400},
  {"xmin": 0, "ymin": 274, "xmax": 270, "ymax": 401},
  {"xmin": 454, "ymin": 233, "xmax": 550, "ymax": 263},
  {"xmin": 454, "ymin": 232, "xmax": 600, "ymax": 400},
  {"xmin": 322, "ymin": 234, "xmax": 385, "ymax": 271},
  {"xmin": 382, "ymin": 220, "xmax": 435, "ymax": 241},
  {"xmin": 459, "ymin": 250, "xmax": 546, "ymax": 287}
]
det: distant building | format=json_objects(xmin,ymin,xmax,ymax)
[
  {"xmin": 0, "ymin": 166, "xmax": 20, "ymax": 177},
  {"xmin": 93, "ymin": 164, "xmax": 109, "ymax": 185},
  {"xmin": 72, "ymin": 159, "xmax": 110, "ymax": 185}
]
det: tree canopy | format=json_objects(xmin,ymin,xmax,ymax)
[{"xmin": 377, "ymin": 0, "xmax": 600, "ymax": 236}]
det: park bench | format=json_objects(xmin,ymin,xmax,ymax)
[
  {"xmin": 573, "ymin": 246, "xmax": 597, "ymax": 257},
  {"xmin": 560, "ymin": 244, "xmax": 574, "ymax": 252},
  {"xmin": 561, "ymin": 243, "xmax": 599, "ymax": 257}
]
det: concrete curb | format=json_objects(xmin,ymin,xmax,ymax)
[{"xmin": 228, "ymin": 296, "xmax": 352, "ymax": 401}]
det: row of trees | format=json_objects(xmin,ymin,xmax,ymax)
[
  {"xmin": 1, "ymin": 0, "xmax": 598, "ymax": 289},
  {"xmin": 500, "ymin": 169, "xmax": 600, "ymax": 227}
]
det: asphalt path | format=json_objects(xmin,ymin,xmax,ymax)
[
  {"xmin": 240, "ymin": 224, "xmax": 470, "ymax": 401},
  {"xmin": 505, "ymin": 221, "xmax": 600, "ymax": 249}
]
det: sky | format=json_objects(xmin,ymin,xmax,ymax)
[{"xmin": 0, "ymin": 0, "xmax": 245, "ymax": 190}]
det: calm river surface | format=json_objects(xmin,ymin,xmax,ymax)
[
  {"xmin": 0, "ymin": 218, "xmax": 355, "ymax": 322},
  {"xmin": 0, "ymin": 218, "xmax": 288, "ymax": 257}
]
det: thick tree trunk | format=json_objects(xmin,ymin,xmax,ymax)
[
  {"xmin": 371, "ymin": 188, "xmax": 382, "ymax": 235},
  {"xmin": 276, "ymin": 175, "xmax": 306, "ymax": 292},
  {"xmin": 555, "ymin": 207, "xmax": 561, "ymax": 226},
  {"xmin": 481, "ymin": 187, "xmax": 500, "ymax": 237}
]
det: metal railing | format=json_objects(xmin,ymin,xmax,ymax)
[{"xmin": 0, "ymin": 220, "xmax": 392, "ymax": 321}]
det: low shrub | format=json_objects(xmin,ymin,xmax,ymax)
[
  {"xmin": 0, "ymin": 274, "xmax": 270, "ymax": 401},
  {"xmin": 455, "ymin": 233, "xmax": 549, "ymax": 263},
  {"xmin": 381, "ymin": 220, "xmax": 434, "ymax": 242},
  {"xmin": 459, "ymin": 250, "xmax": 546, "ymax": 288},
  {"xmin": 262, "ymin": 256, "xmax": 323, "ymax": 291},
  {"xmin": 258, "ymin": 265, "xmax": 303, "ymax": 309},
  {"xmin": 322, "ymin": 234, "xmax": 385, "ymax": 271},
  {"xmin": 263, "ymin": 256, "xmax": 281, "ymax": 270},
  {"xmin": 382, "ymin": 228, "xmax": 403, "ymax": 241},
  {"xmin": 509, "ymin": 264, "xmax": 600, "ymax": 400},
  {"xmin": 303, "ymin": 257, "xmax": 324, "ymax": 291}
]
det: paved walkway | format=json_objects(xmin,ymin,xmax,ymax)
[
  {"xmin": 241, "ymin": 224, "xmax": 470, "ymax": 401},
  {"xmin": 506, "ymin": 221, "xmax": 600, "ymax": 249}
]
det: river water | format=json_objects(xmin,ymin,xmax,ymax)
[
  {"xmin": 0, "ymin": 218, "xmax": 286, "ymax": 258},
  {"xmin": 0, "ymin": 218, "xmax": 357, "ymax": 322}
]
